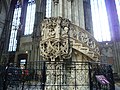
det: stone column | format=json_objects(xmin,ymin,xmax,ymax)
[
  {"xmin": 67, "ymin": 0, "xmax": 72, "ymax": 21},
  {"xmin": 51, "ymin": 0, "xmax": 55, "ymax": 16},
  {"xmin": 51, "ymin": 0, "xmax": 85, "ymax": 29},
  {"xmin": 113, "ymin": 42, "xmax": 120, "ymax": 75},
  {"xmin": 58, "ymin": 0, "xmax": 63, "ymax": 17},
  {"xmin": 71, "ymin": 0, "xmax": 85, "ymax": 29},
  {"xmin": 52, "ymin": 0, "xmax": 59, "ymax": 17},
  {"xmin": 0, "ymin": 0, "xmax": 17, "ymax": 63},
  {"xmin": 74, "ymin": 0, "xmax": 79, "ymax": 26},
  {"xmin": 105, "ymin": 0, "xmax": 120, "ymax": 41},
  {"xmin": 83, "ymin": 0, "xmax": 93, "ymax": 34},
  {"xmin": 32, "ymin": 0, "xmax": 47, "ymax": 68},
  {"xmin": 78, "ymin": 0, "xmax": 85, "ymax": 29}
]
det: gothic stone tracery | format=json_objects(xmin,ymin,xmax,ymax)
[
  {"xmin": 40, "ymin": 17, "xmax": 72, "ymax": 60},
  {"xmin": 40, "ymin": 17, "xmax": 100, "ymax": 61}
]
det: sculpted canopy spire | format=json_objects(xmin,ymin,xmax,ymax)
[{"xmin": 53, "ymin": 0, "xmax": 59, "ymax": 4}]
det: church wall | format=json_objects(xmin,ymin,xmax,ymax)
[
  {"xmin": 99, "ymin": 42, "xmax": 120, "ymax": 76},
  {"xmin": 0, "ymin": 2, "xmax": 6, "ymax": 37},
  {"xmin": 0, "ymin": 0, "xmax": 11, "ymax": 38},
  {"xmin": 19, "ymin": 35, "xmax": 32, "ymax": 51},
  {"xmin": 112, "ymin": 42, "xmax": 120, "ymax": 75},
  {"xmin": 14, "ymin": 35, "xmax": 33, "ymax": 67}
]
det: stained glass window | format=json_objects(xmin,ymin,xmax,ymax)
[
  {"xmin": 91, "ymin": 0, "xmax": 111, "ymax": 42},
  {"xmin": 115, "ymin": 0, "xmax": 120, "ymax": 24},
  {"xmin": 9, "ymin": 0, "xmax": 36, "ymax": 51},
  {"xmin": 24, "ymin": 0, "xmax": 36, "ymax": 35},
  {"xmin": 8, "ymin": 5, "xmax": 21, "ymax": 51}
]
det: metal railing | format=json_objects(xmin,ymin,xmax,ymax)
[{"xmin": 0, "ymin": 61, "xmax": 115, "ymax": 90}]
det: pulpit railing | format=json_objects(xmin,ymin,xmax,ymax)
[{"xmin": 69, "ymin": 24, "xmax": 100, "ymax": 61}]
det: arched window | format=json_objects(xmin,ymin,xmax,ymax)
[
  {"xmin": 115, "ymin": 0, "xmax": 120, "ymax": 24},
  {"xmin": 9, "ymin": 0, "xmax": 36, "ymax": 51},
  {"xmin": 91, "ymin": 0, "xmax": 111, "ymax": 42},
  {"xmin": 8, "ymin": 3, "xmax": 21, "ymax": 51},
  {"xmin": 24, "ymin": 0, "xmax": 36, "ymax": 35}
]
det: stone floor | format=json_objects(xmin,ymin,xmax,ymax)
[
  {"xmin": 115, "ymin": 82, "xmax": 120, "ymax": 90},
  {"xmin": 115, "ymin": 85, "xmax": 120, "ymax": 90}
]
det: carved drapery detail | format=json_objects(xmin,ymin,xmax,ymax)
[{"xmin": 40, "ymin": 17, "xmax": 71, "ymax": 60}]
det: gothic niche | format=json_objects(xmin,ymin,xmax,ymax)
[{"xmin": 40, "ymin": 17, "xmax": 72, "ymax": 61}]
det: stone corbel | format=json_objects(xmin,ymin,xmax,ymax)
[{"xmin": 53, "ymin": 0, "xmax": 59, "ymax": 5}]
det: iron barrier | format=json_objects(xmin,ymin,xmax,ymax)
[{"xmin": 0, "ymin": 61, "xmax": 115, "ymax": 90}]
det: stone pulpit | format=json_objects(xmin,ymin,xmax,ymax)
[
  {"xmin": 40, "ymin": 17, "xmax": 100, "ymax": 90},
  {"xmin": 39, "ymin": 2, "xmax": 100, "ymax": 90}
]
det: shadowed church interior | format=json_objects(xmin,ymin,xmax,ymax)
[{"xmin": 0, "ymin": 0, "xmax": 120, "ymax": 90}]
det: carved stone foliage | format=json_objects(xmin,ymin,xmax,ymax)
[{"xmin": 40, "ymin": 17, "xmax": 71, "ymax": 60}]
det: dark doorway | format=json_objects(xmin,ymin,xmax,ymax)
[{"xmin": 17, "ymin": 54, "xmax": 28, "ymax": 69}]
